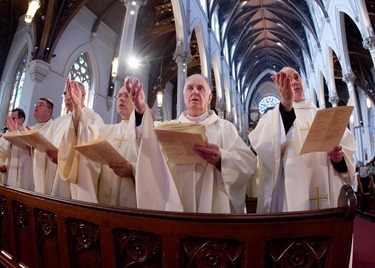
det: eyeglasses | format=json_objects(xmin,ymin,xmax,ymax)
[
  {"xmin": 115, "ymin": 93, "xmax": 130, "ymax": 99},
  {"xmin": 34, "ymin": 102, "xmax": 49, "ymax": 108}
]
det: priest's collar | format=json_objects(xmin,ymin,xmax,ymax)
[{"xmin": 186, "ymin": 112, "xmax": 209, "ymax": 122}]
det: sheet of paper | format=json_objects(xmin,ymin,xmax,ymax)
[
  {"xmin": 2, "ymin": 130, "xmax": 57, "ymax": 152},
  {"xmin": 299, "ymin": 106, "xmax": 354, "ymax": 155},
  {"xmin": 154, "ymin": 123, "xmax": 208, "ymax": 164},
  {"xmin": 74, "ymin": 138, "xmax": 127, "ymax": 165}
]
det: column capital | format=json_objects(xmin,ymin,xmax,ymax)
[
  {"xmin": 120, "ymin": 0, "xmax": 148, "ymax": 7},
  {"xmin": 173, "ymin": 50, "xmax": 192, "ymax": 64},
  {"xmin": 342, "ymin": 73, "xmax": 356, "ymax": 84},
  {"xmin": 28, "ymin": 60, "xmax": 50, "ymax": 82},
  {"xmin": 329, "ymin": 91, "xmax": 340, "ymax": 107},
  {"xmin": 363, "ymin": 36, "xmax": 375, "ymax": 50}
]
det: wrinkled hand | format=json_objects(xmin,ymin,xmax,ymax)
[
  {"xmin": 125, "ymin": 76, "xmax": 146, "ymax": 114},
  {"xmin": 193, "ymin": 143, "xmax": 221, "ymax": 169},
  {"xmin": 271, "ymin": 71, "xmax": 293, "ymax": 111},
  {"xmin": 0, "ymin": 165, "xmax": 7, "ymax": 173},
  {"xmin": 327, "ymin": 145, "xmax": 344, "ymax": 163},
  {"xmin": 109, "ymin": 161, "xmax": 133, "ymax": 177},
  {"xmin": 46, "ymin": 149, "xmax": 58, "ymax": 164}
]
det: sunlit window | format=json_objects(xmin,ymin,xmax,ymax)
[
  {"xmin": 370, "ymin": 109, "xmax": 375, "ymax": 150},
  {"xmin": 258, "ymin": 96, "xmax": 280, "ymax": 115},
  {"xmin": 61, "ymin": 52, "xmax": 92, "ymax": 115},
  {"xmin": 199, "ymin": 0, "xmax": 207, "ymax": 13},
  {"xmin": 310, "ymin": 1, "xmax": 325, "ymax": 31},
  {"xmin": 212, "ymin": 7, "xmax": 220, "ymax": 43},
  {"xmin": 8, "ymin": 55, "xmax": 28, "ymax": 113}
]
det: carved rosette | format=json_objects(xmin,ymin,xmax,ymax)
[
  {"xmin": 36, "ymin": 210, "xmax": 57, "ymax": 237},
  {"xmin": 114, "ymin": 229, "xmax": 161, "ymax": 267},
  {"xmin": 13, "ymin": 202, "xmax": 29, "ymax": 228},
  {"xmin": 0, "ymin": 196, "xmax": 7, "ymax": 218},
  {"xmin": 266, "ymin": 237, "xmax": 329, "ymax": 267},
  {"xmin": 67, "ymin": 220, "xmax": 101, "ymax": 267},
  {"xmin": 182, "ymin": 238, "xmax": 243, "ymax": 267}
]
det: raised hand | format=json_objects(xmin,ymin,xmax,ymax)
[
  {"xmin": 68, "ymin": 80, "xmax": 82, "ymax": 109},
  {"xmin": 125, "ymin": 76, "xmax": 146, "ymax": 114},
  {"xmin": 271, "ymin": 71, "xmax": 294, "ymax": 111},
  {"xmin": 5, "ymin": 115, "xmax": 18, "ymax": 132}
]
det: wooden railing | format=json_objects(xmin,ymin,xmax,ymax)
[{"xmin": 0, "ymin": 184, "xmax": 356, "ymax": 267}]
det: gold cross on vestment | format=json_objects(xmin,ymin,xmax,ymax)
[
  {"xmin": 114, "ymin": 134, "xmax": 127, "ymax": 148},
  {"xmin": 300, "ymin": 122, "xmax": 311, "ymax": 131},
  {"xmin": 309, "ymin": 187, "xmax": 328, "ymax": 210},
  {"xmin": 104, "ymin": 187, "xmax": 115, "ymax": 202}
]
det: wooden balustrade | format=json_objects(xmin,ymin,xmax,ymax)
[{"xmin": 0, "ymin": 184, "xmax": 356, "ymax": 267}]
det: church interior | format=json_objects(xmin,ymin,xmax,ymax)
[{"xmin": 0, "ymin": 0, "xmax": 375, "ymax": 267}]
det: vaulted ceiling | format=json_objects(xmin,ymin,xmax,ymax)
[{"xmin": 1, "ymin": 0, "xmax": 375, "ymax": 118}]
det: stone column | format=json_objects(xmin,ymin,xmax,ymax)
[
  {"xmin": 118, "ymin": 0, "xmax": 148, "ymax": 76},
  {"xmin": 110, "ymin": 0, "xmax": 148, "ymax": 123},
  {"xmin": 343, "ymin": 72, "xmax": 364, "ymax": 161},
  {"xmin": 173, "ymin": 50, "xmax": 192, "ymax": 116}
]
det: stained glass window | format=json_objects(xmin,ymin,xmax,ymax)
[
  {"xmin": 370, "ymin": 109, "xmax": 375, "ymax": 150},
  {"xmin": 61, "ymin": 52, "xmax": 91, "ymax": 115},
  {"xmin": 258, "ymin": 96, "xmax": 280, "ymax": 115},
  {"xmin": 8, "ymin": 55, "xmax": 28, "ymax": 113}
]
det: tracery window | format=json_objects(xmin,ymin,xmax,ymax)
[
  {"xmin": 258, "ymin": 96, "xmax": 280, "ymax": 115},
  {"xmin": 8, "ymin": 55, "xmax": 28, "ymax": 113},
  {"xmin": 61, "ymin": 52, "xmax": 92, "ymax": 115}
]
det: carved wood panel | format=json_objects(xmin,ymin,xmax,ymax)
[
  {"xmin": 182, "ymin": 238, "xmax": 243, "ymax": 267},
  {"xmin": 36, "ymin": 209, "xmax": 60, "ymax": 268},
  {"xmin": 265, "ymin": 237, "xmax": 330, "ymax": 267},
  {"xmin": 13, "ymin": 201, "xmax": 35, "ymax": 267},
  {"xmin": 113, "ymin": 228, "xmax": 162, "ymax": 267},
  {"xmin": 67, "ymin": 219, "xmax": 101, "ymax": 268},
  {"xmin": 0, "ymin": 196, "xmax": 11, "ymax": 256}
]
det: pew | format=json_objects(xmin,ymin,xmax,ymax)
[
  {"xmin": 0, "ymin": 184, "xmax": 356, "ymax": 268},
  {"xmin": 356, "ymin": 173, "xmax": 375, "ymax": 215}
]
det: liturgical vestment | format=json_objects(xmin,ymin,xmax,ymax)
[
  {"xmin": 132, "ymin": 108, "xmax": 256, "ymax": 213},
  {"xmin": 58, "ymin": 112, "xmax": 136, "ymax": 207},
  {"xmin": 249, "ymin": 101, "xmax": 357, "ymax": 213},
  {"xmin": 5, "ymin": 120, "xmax": 53, "ymax": 191}
]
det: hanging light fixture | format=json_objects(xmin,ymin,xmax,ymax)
[
  {"xmin": 350, "ymin": 114, "xmax": 354, "ymax": 125},
  {"xmin": 111, "ymin": 57, "xmax": 119, "ymax": 77},
  {"xmin": 25, "ymin": 0, "xmax": 41, "ymax": 24},
  {"xmin": 157, "ymin": 91, "xmax": 163, "ymax": 107},
  {"xmin": 366, "ymin": 97, "xmax": 372, "ymax": 109}
]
